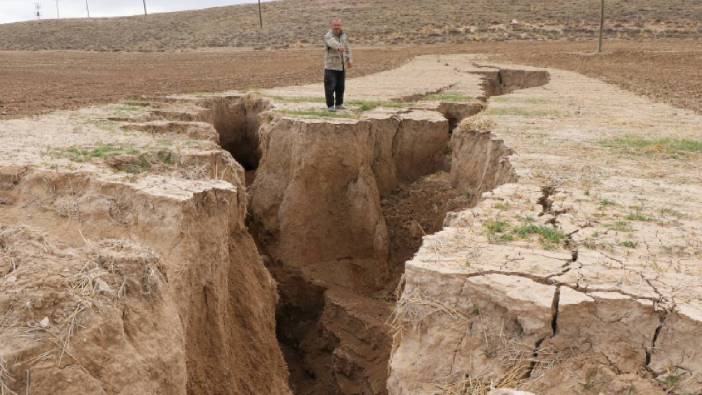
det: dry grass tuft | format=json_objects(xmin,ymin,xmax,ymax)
[
  {"xmin": 390, "ymin": 293, "xmax": 470, "ymax": 334},
  {"xmin": 58, "ymin": 303, "xmax": 88, "ymax": 366},
  {"xmin": 0, "ymin": 356, "xmax": 17, "ymax": 395},
  {"xmin": 437, "ymin": 340, "xmax": 543, "ymax": 395},
  {"xmin": 459, "ymin": 115, "xmax": 495, "ymax": 133},
  {"xmin": 392, "ymin": 294, "xmax": 564, "ymax": 395}
]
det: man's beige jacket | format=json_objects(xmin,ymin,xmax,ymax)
[{"xmin": 324, "ymin": 30, "xmax": 353, "ymax": 71}]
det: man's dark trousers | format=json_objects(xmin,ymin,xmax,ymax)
[{"xmin": 324, "ymin": 69, "xmax": 345, "ymax": 108}]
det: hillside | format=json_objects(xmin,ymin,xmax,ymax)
[{"xmin": 0, "ymin": 0, "xmax": 701, "ymax": 51}]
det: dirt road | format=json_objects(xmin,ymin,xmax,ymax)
[{"xmin": 1, "ymin": 40, "xmax": 701, "ymax": 120}]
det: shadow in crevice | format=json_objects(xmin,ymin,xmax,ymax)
[{"xmin": 203, "ymin": 95, "xmax": 272, "ymax": 182}]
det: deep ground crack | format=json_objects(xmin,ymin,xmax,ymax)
[
  {"xmin": 412, "ymin": 266, "xmax": 662, "ymax": 303},
  {"xmin": 524, "ymin": 285, "xmax": 561, "ymax": 379},
  {"xmin": 644, "ymin": 311, "xmax": 668, "ymax": 375},
  {"xmin": 537, "ymin": 185, "xmax": 557, "ymax": 216},
  {"xmin": 550, "ymin": 286, "xmax": 561, "ymax": 336}
]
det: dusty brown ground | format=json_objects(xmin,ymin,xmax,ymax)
[
  {"xmin": 1, "ymin": 40, "xmax": 701, "ymax": 121},
  {"xmin": 0, "ymin": 47, "xmax": 434, "ymax": 119}
]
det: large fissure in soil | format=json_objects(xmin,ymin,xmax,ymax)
[
  {"xmin": 206, "ymin": 95, "xmax": 272, "ymax": 185},
  {"xmin": 206, "ymin": 82, "xmax": 524, "ymax": 393}
]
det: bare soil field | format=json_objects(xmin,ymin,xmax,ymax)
[
  {"xmin": 0, "ymin": 47, "xmax": 427, "ymax": 119},
  {"xmin": 1, "ymin": 0, "xmax": 700, "ymax": 51},
  {"xmin": 2, "ymin": 1, "xmax": 701, "ymax": 394},
  {"xmin": 1, "ymin": 40, "xmax": 701, "ymax": 121}
]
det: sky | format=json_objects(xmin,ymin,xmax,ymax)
[{"xmin": 0, "ymin": 0, "xmax": 270, "ymax": 24}]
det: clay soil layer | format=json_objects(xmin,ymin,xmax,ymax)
[{"xmin": 1, "ymin": 40, "xmax": 702, "ymax": 121}]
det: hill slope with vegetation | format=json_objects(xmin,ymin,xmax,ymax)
[{"xmin": 0, "ymin": 0, "xmax": 700, "ymax": 51}]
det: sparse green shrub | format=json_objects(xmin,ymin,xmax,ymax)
[
  {"xmin": 600, "ymin": 136, "xmax": 702, "ymax": 157},
  {"xmin": 424, "ymin": 92, "xmax": 473, "ymax": 102},
  {"xmin": 620, "ymin": 240, "xmax": 638, "ymax": 249},
  {"xmin": 53, "ymin": 144, "xmax": 140, "ymax": 162}
]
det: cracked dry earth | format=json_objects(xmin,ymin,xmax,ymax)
[{"xmin": 0, "ymin": 53, "xmax": 700, "ymax": 395}]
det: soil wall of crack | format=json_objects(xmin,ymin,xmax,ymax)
[{"xmin": 0, "ymin": 163, "xmax": 290, "ymax": 394}]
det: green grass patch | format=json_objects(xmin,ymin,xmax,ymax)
[
  {"xmin": 606, "ymin": 220, "xmax": 633, "ymax": 232},
  {"xmin": 484, "ymin": 219, "xmax": 566, "ymax": 249},
  {"xmin": 625, "ymin": 212, "xmax": 654, "ymax": 222},
  {"xmin": 492, "ymin": 96, "xmax": 548, "ymax": 105},
  {"xmin": 599, "ymin": 198, "xmax": 618, "ymax": 208},
  {"xmin": 485, "ymin": 107, "xmax": 563, "ymax": 118},
  {"xmin": 277, "ymin": 109, "xmax": 359, "ymax": 119},
  {"xmin": 347, "ymin": 100, "xmax": 412, "ymax": 112},
  {"xmin": 269, "ymin": 96, "xmax": 327, "ymax": 104},
  {"xmin": 48, "ymin": 145, "xmax": 179, "ymax": 174},
  {"xmin": 659, "ymin": 208, "xmax": 686, "ymax": 219},
  {"xmin": 511, "ymin": 223, "xmax": 567, "ymax": 249},
  {"xmin": 620, "ymin": 240, "xmax": 638, "ymax": 249},
  {"xmin": 599, "ymin": 136, "xmax": 702, "ymax": 157},
  {"xmin": 660, "ymin": 370, "xmax": 687, "ymax": 391},
  {"xmin": 493, "ymin": 202, "xmax": 512, "ymax": 210},
  {"xmin": 111, "ymin": 150, "xmax": 177, "ymax": 174},
  {"xmin": 424, "ymin": 92, "xmax": 473, "ymax": 103},
  {"xmin": 271, "ymin": 96, "xmax": 412, "ymax": 112},
  {"xmin": 111, "ymin": 103, "xmax": 150, "ymax": 118},
  {"xmin": 114, "ymin": 103, "xmax": 147, "ymax": 113},
  {"xmin": 88, "ymin": 119, "xmax": 121, "ymax": 132},
  {"xmin": 485, "ymin": 219, "xmax": 509, "ymax": 235},
  {"xmin": 52, "ymin": 144, "xmax": 140, "ymax": 162}
]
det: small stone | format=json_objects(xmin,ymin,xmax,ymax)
[
  {"xmin": 95, "ymin": 278, "xmax": 115, "ymax": 296},
  {"xmin": 39, "ymin": 317, "xmax": 50, "ymax": 328}
]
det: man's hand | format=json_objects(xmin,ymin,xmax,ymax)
[
  {"xmin": 337, "ymin": 47, "xmax": 346, "ymax": 53},
  {"xmin": 347, "ymin": 61, "xmax": 353, "ymax": 69}
]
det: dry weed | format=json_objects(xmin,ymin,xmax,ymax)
[
  {"xmin": 437, "ymin": 340, "xmax": 547, "ymax": 395},
  {"xmin": 390, "ymin": 293, "xmax": 471, "ymax": 336},
  {"xmin": 57, "ymin": 303, "xmax": 88, "ymax": 366},
  {"xmin": 0, "ymin": 356, "xmax": 17, "ymax": 395},
  {"xmin": 459, "ymin": 115, "xmax": 495, "ymax": 133},
  {"xmin": 389, "ymin": 292, "xmax": 470, "ymax": 348},
  {"xmin": 396, "ymin": 299, "xmax": 564, "ymax": 395}
]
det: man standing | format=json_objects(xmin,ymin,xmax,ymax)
[{"xmin": 324, "ymin": 19, "xmax": 353, "ymax": 111}]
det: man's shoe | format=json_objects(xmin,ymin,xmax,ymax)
[
  {"xmin": 336, "ymin": 105, "xmax": 346, "ymax": 110},
  {"xmin": 327, "ymin": 107, "xmax": 337, "ymax": 112}
]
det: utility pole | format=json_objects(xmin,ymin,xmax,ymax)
[
  {"xmin": 143, "ymin": 0, "xmax": 148, "ymax": 16},
  {"xmin": 598, "ymin": 0, "xmax": 605, "ymax": 53},
  {"xmin": 55, "ymin": 0, "xmax": 59, "ymax": 18},
  {"xmin": 258, "ymin": 0, "xmax": 263, "ymax": 28},
  {"xmin": 34, "ymin": 1, "xmax": 42, "ymax": 20},
  {"xmin": 85, "ymin": 0, "xmax": 90, "ymax": 18}
]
